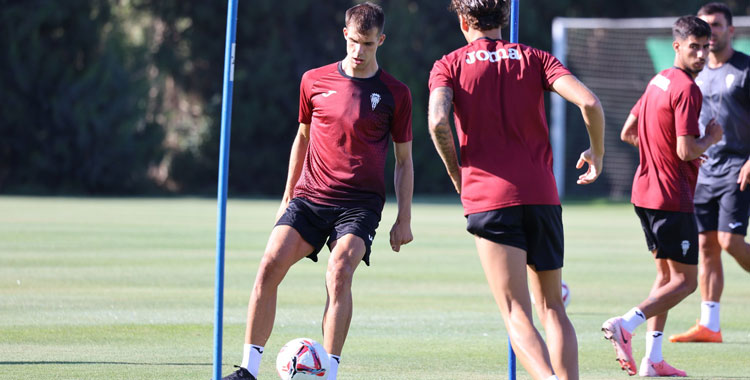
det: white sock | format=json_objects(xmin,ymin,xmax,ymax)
[
  {"xmin": 621, "ymin": 307, "xmax": 647, "ymax": 333},
  {"xmin": 699, "ymin": 301, "xmax": 720, "ymax": 332},
  {"xmin": 241, "ymin": 344, "xmax": 264, "ymax": 377},
  {"xmin": 327, "ymin": 354, "xmax": 340, "ymax": 380},
  {"xmin": 645, "ymin": 331, "xmax": 664, "ymax": 363},
  {"xmin": 545, "ymin": 376, "xmax": 560, "ymax": 380}
]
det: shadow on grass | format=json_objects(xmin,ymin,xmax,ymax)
[{"xmin": 0, "ymin": 361, "xmax": 211, "ymax": 366}]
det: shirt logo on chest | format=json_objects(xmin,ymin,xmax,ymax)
[
  {"xmin": 322, "ymin": 90, "xmax": 337, "ymax": 97},
  {"xmin": 370, "ymin": 93, "xmax": 381, "ymax": 110},
  {"xmin": 725, "ymin": 74, "xmax": 735, "ymax": 89}
]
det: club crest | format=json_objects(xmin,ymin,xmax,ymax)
[
  {"xmin": 726, "ymin": 74, "xmax": 735, "ymax": 89},
  {"xmin": 370, "ymin": 93, "xmax": 381, "ymax": 110}
]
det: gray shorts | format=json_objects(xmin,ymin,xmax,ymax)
[{"xmin": 694, "ymin": 179, "xmax": 750, "ymax": 236}]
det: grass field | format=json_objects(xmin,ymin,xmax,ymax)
[{"xmin": 1, "ymin": 196, "xmax": 749, "ymax": 380}]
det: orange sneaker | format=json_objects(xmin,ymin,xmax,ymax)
[
  {"xmin": 668, "ymin": 321, "xmax": 722, "ymax": 343},
  {"xmin": 638, "ymin": 357, "xmax": 687, "ymax": 377}
]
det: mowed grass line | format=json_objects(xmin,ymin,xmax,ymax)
[{"xmin": 1, "ymin": 196, "xmax": 748, "ymax": 379}]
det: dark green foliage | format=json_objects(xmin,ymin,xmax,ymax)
[
  {"xmin": 143, "ymin": 0, "xmax": 468, "ymax": 195},
  {"xmin": 3, "ymin": 0, "xmax": 750, "ymax": 195},
  {"xmin": 0, "ymin": 0, "xmax": 163, "ymax": 193}
]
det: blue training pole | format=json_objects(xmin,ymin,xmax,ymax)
[
  {"xmin": 214, "ymin": 0, "xmax": 239, "ymax": 379},
  {"xmin": 508, "ymin": 3, "xmax": 519, "ymax": 379},
  {"xmin": 510, "ymin": 0, "xmax": 519, "ymax": 43}
]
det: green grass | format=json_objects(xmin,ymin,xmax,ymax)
[{"xmin": 1, "ymin": 196, "xmax": 749, "ymax": 379}]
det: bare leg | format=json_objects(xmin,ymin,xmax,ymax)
[
  {"xmin": 245, "ymin": 226, "xmax": 314, "ymax": 345},
  {"xmin": 638, "ymin": 257, "xmax": 698, "ymax": 320},
  {"xmin": 321, "ymin": 234, "xmax": 366, "ymax": 356},
  {"xmin": 646, "ymin": 255, "xmax": 671, "ymax": 332},
  {"xmin": 699, "ymin": 232, "xmax": 723, "ymax": 302},
  {"xmin": 718, "ymin": 231, "xmax": 750, "ymax": 272},
  {"xmin": 476, "ymin": 238, "xmax": 556, "ymax": 380},
  {"xmin": 528, "ymin": 267, "xmax": 579, "ymax": 380}
]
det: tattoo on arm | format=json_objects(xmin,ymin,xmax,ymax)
[{"xmin": 428, "ymin": 88, "xmax": 460, "ymax": 179}]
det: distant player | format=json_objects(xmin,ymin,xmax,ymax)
[
  {"xmin": 428, "ymin": 1, "xmax": 605, "ymax": 379},
  {"xmin": 606, "ymin": 15, "xmax": 722, "ymax": 377},
  {"xmin": 221, "ymin": 3, "xmax": 414, "ymax": 380},
  {"xmin": 669, "ymin": 2, "xmax": 750, "ymax": 344}
]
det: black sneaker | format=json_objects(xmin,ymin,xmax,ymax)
[{"xmin": 220, "ymin": 365, "xmax": 257, "ymax": 380}]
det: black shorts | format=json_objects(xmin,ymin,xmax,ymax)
[
  {"xmin": 694, "ymin": 179, "xmax": 750, "ymax": 236},
  {"xmin": 634, "ymin": 206, "xmax": 698, "ymax": 265},
  {"xmin": 276, "ymin": 197, "xmax": 381, "ymax": 266},
  {"xmin": 466, "ymin": 205, "xmax": 564, "ymax": 271}
]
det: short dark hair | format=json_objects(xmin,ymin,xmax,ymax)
[
  {"xmin": 673, "ymin": 15, "xmax": 712, "ymax": 41},
  {"xmin": 450, "ymin": 0, "xmax": 510, "ymax": 31},
  {"xmin": 698, "ymin": 2, "xmax": 733, "ymax": 26},
  {"xmin": 345, "ymin": 2, "xmax": 385, "ymax": 34}
]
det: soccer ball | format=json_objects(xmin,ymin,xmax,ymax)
[
  {"xmin": 276, "ymin": 338, "xmax": 329, "ymax": 380},
  {"xmin": 530, "ymin": 280, "xmax": 571, "ymax": 308},
  {"xmin": 561, "ymin": 280, "xmax": 571, "ymax": 308}
]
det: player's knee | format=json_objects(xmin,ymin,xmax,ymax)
[
  {"xmin": 718, "ymin": 233, "xmax": 746, "ymax": 255},
  {"xmin": 700, "ymin": 238, "xmax": 721, "ymax": 256},
  {"xmin": 701, "ymin": 249, "xmax": 722, "ymax": 266},
  {"xmin": 678, "ymin": 275, "xmax": 698, "ymax": 296},
  {"xmin": 654, "ymin": 271, "xmax": 670, "ymax": 287},
  {"xmin": 325, "ymin": 261, "xmax": 355, "ymax": 294},
  {"xmin": 538, "ymin": 302, "xmax": 567, "ymax": 324},
  {"xmin": 255, "ymin": 257, "xmax": 288, "ymax": 289}
]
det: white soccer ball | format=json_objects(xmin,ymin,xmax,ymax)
[
  {"xmin": 276, "ymin": 338, "xmax": 329, "ymax": 380},
  {"xmin": 530, "ymin": 280, "xmax": 571, "ymax": 308},
  {"xmin": 561, "ymin": 280, "xmax": 571, "ymax": 308}
]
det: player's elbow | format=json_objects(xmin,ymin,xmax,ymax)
[
  {"xmin": 675, "ymin": 146, "xmax": 696, "ymax": 161},
  {"xmin": 428, "ymin": 116, "xmax": 450, "ymax": 135},
  {"xmin": 581, "ymin": 94, "xmax": 602, "ymax": 112},
  {"xmin": 675, "ymin": 137, "xmax": 700, "ymax": 161},
  {"xmin": 620, "ymin": 129, "xmax": 629, "ymax": 143},
  {"xmin": 581, "ymin": 92, "xmax": 602, "ymax": 110}
]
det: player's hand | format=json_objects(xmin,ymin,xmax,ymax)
[
  {"xmin": 738, "ymin": 159, "xmax": 750, "ymax": 192},
  {"xmin": 705, "ymin": 119, "xmax": 723, "ymax": 145},
  {"xmin": 576, "ymin": 148, "xmax": 603, "ymax": 185},
  {"xmin": 389, "ymin": 219, "xmax": 413, "ymax": 252}
]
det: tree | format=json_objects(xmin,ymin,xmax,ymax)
[{"xmin": 0, "ymin": 0, "xmax": 163, "ymax": 193}]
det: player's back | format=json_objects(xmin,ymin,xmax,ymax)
[{"xmin": 429, "ymin": 39, "xmax": 570, "ymax": 214}]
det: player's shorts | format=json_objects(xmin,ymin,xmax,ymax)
[
  {"xmin": 466, "ymin": 205, "xmax": 564, "ymax": 271},
  {"xmin": 276, "ymin": 197, "xmax": 380, "ymax": 266},
  {"xmin": 694, "ymin": 179, "xmax": 750, "ymax": 236},
  {"xmin": 634, "ymin": 206, "xmax": 698, "ymax": 265}
]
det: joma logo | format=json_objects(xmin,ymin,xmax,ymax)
[{"xmin": 465, "ymin": 48, "xmax": 521, "ymax": 64}]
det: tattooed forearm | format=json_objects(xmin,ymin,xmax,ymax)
[
  {"xmin": 431, "ymin": 125, "xmax": 460, "ymax": 175},
  {"xmin": 428, "ymin": 87, "xmax": 461, "ymax": 190}
]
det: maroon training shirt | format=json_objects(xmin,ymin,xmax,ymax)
[
  {"xmin": 630, "ymin": 67, "xmax": 702, "ymax": 213},
  {"xmin": 429, "ymin": 38, "xmax": 571, "ymax": 215},
  {"xmin": 295, "ymin": 62, "xmax": 412, "ymax": 213}
]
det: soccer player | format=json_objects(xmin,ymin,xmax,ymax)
[
  {"xmin": 669, "ymin": 2, "xmax": 750, "ymax": 344},
  {"xmin": 221, "ymin": 3, "xmax": 414, "ymax": 380},
  {"xmin": 605, "ymin": 16, "xmax": 722, "ymax": 377},
  {"xmin": 427, "ymin": 1, "xmax": 605, "ymax": 379}
]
